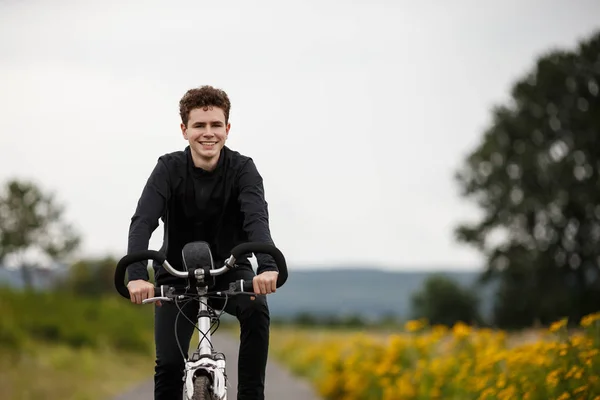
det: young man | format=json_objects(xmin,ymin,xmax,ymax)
[{"xmin": 125, "ymin": 85, "xmax": 279, "ymax": 400}]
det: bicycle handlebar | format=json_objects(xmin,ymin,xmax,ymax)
[
  {"xmin": 114, "ymin": 242, "xmax": 288, "ymax": 299},
  {"xmin": 114, "ymin": 250, "xmax": 166, "ymax": 299}
]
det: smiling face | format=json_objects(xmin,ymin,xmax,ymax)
[
  {"xmin": 181, "ymin": 106, "xmax": 230, "ymax": 170},
  {"xmin": 178, "ymin": 85, "xmax": 232, "ymax": 171}
]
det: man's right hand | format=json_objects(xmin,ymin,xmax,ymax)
[{"xmin": 127, "ymin": 279, "xmax": 160, "ymax": 306}]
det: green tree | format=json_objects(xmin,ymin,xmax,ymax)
[
  {"xmin": 0, "ymin": 179, "xmax": 81, "ymax": 289},
  {"xmin": 410, "ymin": 274, "xmax": 481, "ymax": 326},
  {"xmin": 57, "ymin": 256, "xmax": 118, "ymax": 297},
  {"xmin": 454, "ymin": 30, "xmax": 600, "ymax": 328}
]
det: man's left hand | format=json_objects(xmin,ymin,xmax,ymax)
[{"xmin": 253, "ymin": 271, "xmax": 279, "ymax": 295}]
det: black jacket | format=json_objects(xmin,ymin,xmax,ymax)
[{"xmin": 126, "ymin": 145, "xmax": 277, "ymax": 284}]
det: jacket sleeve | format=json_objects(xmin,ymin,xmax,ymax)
[
  {"xmin": 126, "ymin": 158, "xmax": 170, "ymax": 282},
  {"xmin": 237, "ymin": 158, "xmax": 278, "ymax": 274}
]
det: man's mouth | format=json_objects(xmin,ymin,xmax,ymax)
[{"xmin": 198, "ymin": 141, "xmax": 217, "ymax": 147}]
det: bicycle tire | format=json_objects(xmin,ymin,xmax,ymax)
[{"xmin": 190, "ymin": 375, "xmax": 213, "ymax": 400}]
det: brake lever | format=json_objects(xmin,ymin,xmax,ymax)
[
  {"xmin": 212, "ymin": 290, "xmax": 251, "ymax": 297},
  {"xmin": 142, "ymin": 296, "xmax": 172, "ymax": 304},
  {"xmin": 210, "ymin": 284, "xmax": 255, "ymax": 297}
]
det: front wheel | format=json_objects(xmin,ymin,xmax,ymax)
[{"xmin": 190, "ymin": 375, "xmax": 213, "ymax": 400}]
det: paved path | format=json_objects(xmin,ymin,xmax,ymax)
[{"xmin": 112, "ymin": 333, "xmax": 320, "ymax": 400}]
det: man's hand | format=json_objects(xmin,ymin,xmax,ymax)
[
  {"xmin": 253, "ymin": 271, "xmax": 279, "ymax": 295},
  {"xmin": 127, "ymin": 279, "xmax": 161, "ymax": 306}
]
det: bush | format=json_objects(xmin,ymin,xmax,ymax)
[
  {"xmin": 0, "ymin": 287, "xmax": 154, "ymax": 355},
  {"xmin": 410, "ymin": 274, "xmax": 482, "ymax": 326}
]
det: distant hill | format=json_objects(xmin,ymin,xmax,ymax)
[
  {"xmin": 266, "ymin": 267, "xmax": 496, "ymax": 322},
  {"xmin": 0, "ymin": 265, "xmax": 67, "ymax": 290},
  {"xmin": 0, "ymin": 265, "xmax": 496, "ymax": 323}
]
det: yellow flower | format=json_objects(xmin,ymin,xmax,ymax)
[
  {"xmin": 549, "ymin": 317, "xmax": 568, "ymax": 332},
  {"xmin": 431, "ymin": 324, "xmax": 449, "ymax": 337},
  {"xmin": 556, "ymin": 392, "xmax": 571, "ymax": 400},
  {"xmin": 573, "ymin": 384, "xmax": 588, "ymax": 394},
  {"xmin": 267, "ymin": 311, "xmax": 600, "ymax": 400},
  {"xmin": 580, "ymin": 312, "xmax": 600, "ymax": 327},
  {"xmin": 478, "ymin": 387, "xmax": 496, "ymax": 400},
  {"xmin": 404, "ymin": 319, "xmax": 426, "ymax": 332},
  {"xmin": 452, "ymin": 321, "xmax": 471, "ymax": 339}
]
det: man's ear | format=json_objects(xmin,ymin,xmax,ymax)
[{"xmin": 180, "ymin": 123, "xmax": 188, "ymax": 140}]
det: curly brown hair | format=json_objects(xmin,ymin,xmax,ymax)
[{"xmin": 179, "ymin": 85, "xmax": 231, "ymax": 126}]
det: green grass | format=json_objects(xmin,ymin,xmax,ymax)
[
  {"xmin": 0, "ymin": 286, "xmax": 155, "ymax": 354},
  {"xmin": 0, "ymin": 342, "xmax": 154, "ymax": 400},
  {"xmin": 0, "ymin": 286, "xmax": 244, "ymax": 399},
  {"xmin": 0, "ymin": 286, "xmax": 156, "ymax": 399}
]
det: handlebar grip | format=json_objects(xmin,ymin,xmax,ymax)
[
  {"xmin": 230, "ymin": 242, "xmax": 288, "ymax": 288},
  {"xmin": 228, "ymin": 279, "xmax": 256, "ymax": 293},
  {"xmin": 114, "ymin": 250, "xmax": 167, "ymax": 299}
]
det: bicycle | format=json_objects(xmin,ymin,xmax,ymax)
[{"xmin": 114, "ymin": 240, "xmax": 289, "ymax": 400}]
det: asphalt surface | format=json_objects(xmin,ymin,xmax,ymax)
[{"xmin": 111, "ymin": 333, "xmax": 320, "ymax": 400}]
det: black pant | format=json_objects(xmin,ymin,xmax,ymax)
[{"xmin": 153, "ymin": 265, "xmax": 270, "ymax": 400}]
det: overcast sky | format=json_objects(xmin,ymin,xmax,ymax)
[{"xmin": 1, "ymin": 0, "xmax": 599, "ymax": 271}]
